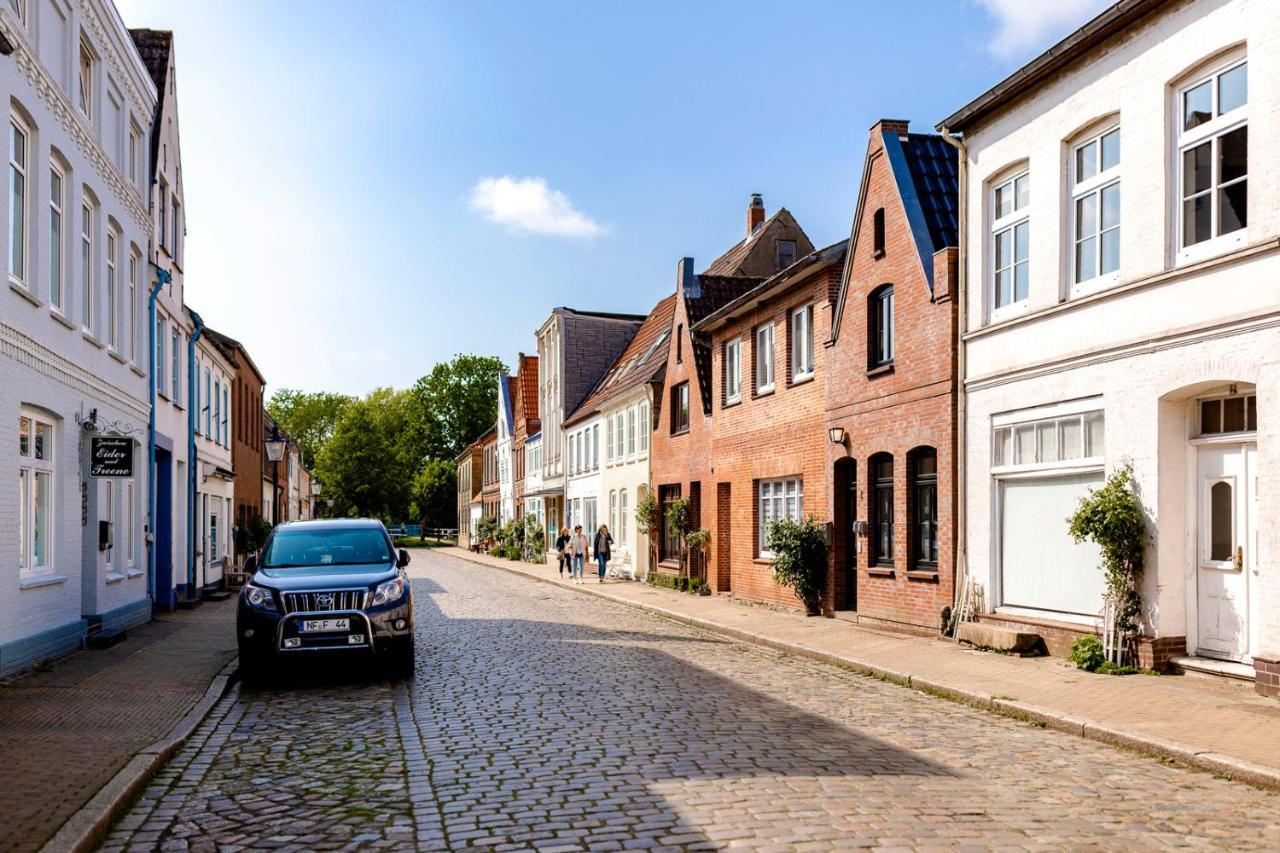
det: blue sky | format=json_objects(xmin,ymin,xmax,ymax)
[{"xmin": 113, "ymin": 0, "xmax": 1107, "ymax": 397}]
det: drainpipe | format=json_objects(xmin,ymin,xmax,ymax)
[
  {"xmin": 146, "ymin": 263, "xmax": 171, "ymax": 603},
  {"xmin": 187, "ymin": 309, "xmax": 204, "ymax": 598},
  {"xmin": 940, "ymin": 126, "xmax": 968, "ymax": 614}
]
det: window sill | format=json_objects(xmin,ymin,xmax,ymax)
[
  {"xmin": 789, "ymin": 373, "xmax": 815, "ymax": 388},
  {"xmin": 108, "ymin": 349, "xmax": 127, "ymax": 365},
  {"xmin": 866, "ymin": 363, "xmax": 894, "ymax": 378},
  {"xmin": 907, "ymin": 569, "xmax": 939, "ymax": 582},
  {"xmin": 754, "ymin": 386, "xmax": 775, "ymax": 399},
  {"xmin": 9, "ymin": 279, "xmax": 39, "ymax": 307},
  {"xmin": 105, "ymin": 571, "xmax": 125, "ymax": 584},
  {"xmin": 20, "ymin": 574, "xmax": 68, "ymax": 590},
  {"xmin": 670, "ymin": 428, "xmax": 690, "ymax": 437},
  {"xmin": 126, "ymin": 567, "xmax": 144, "ymax": 578},
  {"xmin": 82, "ymin": 330, "xmax": 105, "ymax": 349},
  {"xmin": 753, "ymin": 556, "xmax": 775, "ymax": 565},
  {"xmin": 873, "ymin": 249, "xmax": 886, "ymax": 260},
  {"xmin": 722, "ymin": 398, "xmax": 742, "ymax": 410},
  {"xmin": 867, "ymin": 567, "xmax": 895, "ymax": 579},
  {"xmin": 50, "ymin": 309, "xmax": 76, "ymax": 331}
]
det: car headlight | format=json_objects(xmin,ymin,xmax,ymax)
[
  {"xmin": 244, "ymin": 583, "xmax": 276, "ymax": 610},
  {"xmin": 371, "ymin": 577, "xmax": 407, "ymax": 607}
]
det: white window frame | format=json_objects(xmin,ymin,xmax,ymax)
[
  {"xmin": 8, "ymin": 116, "xmax": 28, "ymax": 287},
  {"xmin": 18, "ymin": 410, "xmax": 55, "ymax": 576},
  {"xmin": 725, "ymin": 338, "xmax": 742, "ymax": 403},
  {"xmin": 755, "ymin": 323, "xmax": 775, "ymax": 394},
  {"xmin": 592, "ymin": 423, "xmax": 599, "ymax": 470},
  {"xmin": 49, "ymin": 164, "xmax": 64, "ymax": 309},
  {"xmin": 155, "ymin": 315, "xmax": 166, "ymax": 397},
  {"xmin": 78, "ymin": 39, "xmax": 94, "ymax": 121},
  {"xmin": 626, "ymin": 406, "xmax": 636, "ymax": 457},
  {"xmin": 106, "ymin": 229, "xmax": 118, "ymax": 350},
  {"xmin": 609, "ymin": 490, "xmax": 618, "ymax": 538},
  {"xmin": 639, "ymin": 402, "xmax": 649, "ymax": 455},
  {"xmin": 125, "ymin": 479, "xmax": 135, "ymax": 569},
  {"xmin": 81, "ymin": 199, "xmax": 93, "ymax": 333},
  {"xmin": 222, "ymin": 385, "xmax": 229, "ymax": 447},
  {"xmin": 790, "ymin": 305, "xmax": 814, "ymax": 381},
  {"xmin": 128, "ymin": 249, "xmax": 139, "ymax": 361},
  {"xmin": 990, "ymin": 170, "xmax": 1030, "ymax": 320},
  {"xmin": 991, "ymin": 400, "xmax": 1105, "ymax": 476},
  {"xmin": 171, "ymin": 327, "xmax": 180, "ymax": 401},
  {"xmin": 103, "ymin": 480, "xmax": 115, "ymax": 574},
  {"xmin": 605, "ymin": 415, "xmax": 613, "ymax": 464},
  {"xmin": 1176, "ymin": 55, "xmax": 1248, "ymax": 266},
  {"xmin": 128, "ymin": 120, "xmax": 141, "ymax": 187},
  {"xmin": 1070, "ymin": 126, "xmax": 1121, "ymax": 296},
  {"xmin": 619, "ymin": 489, "xmax": 629, "ymax": 547},
  {"xmin": 758, "ymin": 477, "xmax": 803, "ymax": 558}
]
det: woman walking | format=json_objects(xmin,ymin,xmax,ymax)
[
  {"xmin": 593, "ymin": 524, "xmax": 614, "ymax": 583},
  {"xmin": 554, "ymin": 527, "xmax": 570, "ymax": 578},
  {"xmin": 569, "ymin": 525, "xmax": 589, "ymax": 583}
]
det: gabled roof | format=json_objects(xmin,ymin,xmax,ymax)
[
  {"xmin": 702, "ymin": 208, "xmax": 815, "ymax": 278},
  {"xmin": 203, "ymin": 326, "xmax": 266, "ymax": 385},
  {"xmin": 694, "ymin": 240, "xmax": 849, "ymax": 333},
  {"xmin": 938, "ymin": 0, "xmax": 1168, "ymax": 133},
  {"xmin": 497, "ymin": 373, "xmax": 516, "ymax": 438},
  {"xmin": 516, "ymin": 354, "xmax": 539, "ymax": 428},
  {"xmin": 564, "ymin": 295, "xmax": 676, "ymax": 427},
  {"xmin": 830, "ymin": 122, "xmax": 959, "ymax": 342},
  {"xmin": 128, "ymin": 29, "xmax": 171, "ymax": 176}
]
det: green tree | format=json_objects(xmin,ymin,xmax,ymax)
[
  {"xmin": 409, "ymin": 459, "xmax": 457, "ymax": 529},
  {"xmin": 316, "ymin": 390, "xmax": 410, "ymax": 520},
  {"xmin": 266, "ymin": 389, "xmax": 353, "ymax": 469},
  {"xmin": 410, "ymin": 355, "xmax": 506, "ymax": 462}
]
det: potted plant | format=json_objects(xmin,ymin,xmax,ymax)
[
  {"xmin": 665, "ymin": 497, "xmax": 692, "ymax": 582},
  {"xmin": 635, "ymin": 492, "xmax": 662, "ymax": 581},
  {"xmin": 766, "ymin": 516, "xmax": 827, "ymax": 616},
  {"xmin": 685, "ymin": 529, "xmax": 711, "ymax": 592}
]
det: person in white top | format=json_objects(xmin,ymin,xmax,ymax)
[{"xmin": 569, "ymin": 525, "xmax": 590, "ymax": 583}]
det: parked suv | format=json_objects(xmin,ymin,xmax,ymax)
[{"xmin": 237, "ymin": 519, "xmax": 415, "ymax": 682}]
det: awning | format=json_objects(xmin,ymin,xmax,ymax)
[{"xmin": 521, "ymin": 486, "xmax": 564, "ymax": 498}]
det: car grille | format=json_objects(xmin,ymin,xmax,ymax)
[{"xmin": 281, "ymin": 589, "xmax": 367, "ymax": 614}]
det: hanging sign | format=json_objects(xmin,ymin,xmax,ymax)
[{"xmin": 91, "ymin": 436, "xmax": 134, "ymax": 477}]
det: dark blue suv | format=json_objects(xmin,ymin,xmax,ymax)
[{"xmin": 237, "ymin": 519, "xmax": 415, "ymax": 682}]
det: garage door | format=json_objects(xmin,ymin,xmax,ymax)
[{"xmin": 1000, "ymin": 473, "xmax": 1106, "ymax": 617}]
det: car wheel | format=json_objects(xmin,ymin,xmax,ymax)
[{"xmin": 239, "ymin": 648, "xmax": 269, "ymax": 688}]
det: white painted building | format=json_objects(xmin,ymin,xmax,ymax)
[
  {"xmin": 130, "ymin": 27, "xmax": 191, "ymax": 608},
  {"xmin": 563, "ymin": 414, "xmax": 601, "ymax": 539},
  {"xmin": 522, "ymin": 432, "xmax": 544, "ymax": 530},
  {"xmin": 940, "ymin": 0, "xmax": 1280, "ymax": 681},
  {"xmin": 191, "ymin": 321, "xmax": 233, "ymax": 590},
  {"xmin": 0, "ymin": 0, "xmax": 156, "ymax": 674}
]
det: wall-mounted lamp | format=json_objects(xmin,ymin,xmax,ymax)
[{"xmin": 828, "ymin": 426, "xmax": 847, "ymax": 446}]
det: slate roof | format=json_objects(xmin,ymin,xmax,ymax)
[
  {"xmin": 693, "ymin": 241, "xmax": 849, "ymax": 332},
  {"xmin": 564, "ymin": 295, "xmax": 676, "ymax": 427},
  {"xmin": 203, "ymin": 326, "xmax": 266, "ymax": 385},
  {"xmin": 901, "ymin": 133, "xmax": 959, "ymax": 251},
  {"xmin": 128, "ymin": 29, "xmax": 170, "ymax": 172}
]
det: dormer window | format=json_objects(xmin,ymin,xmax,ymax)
[{"xmin": 776, "ymin": 240, "xmax": 796, "ymax": 270}]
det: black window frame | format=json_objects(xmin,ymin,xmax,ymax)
[
  {"xmin": 659, "ymin": 484, "xmax": 682, "ymax": 563},
  {"xmin": 873, "ymin": 207, "xmax": 886, "ymax": 257},
  {"xmin": 869, "ymin": 284, "xmax": 894, "ymax": 369},
  {"xmin": 910, "ymin": 447, "xmax": 938, "ymax": 570},
  {"xmin": 670, "ymin": 381, "xmax": 690, "ymax": 434},
  {"xmin": 870, "ymin": 453, "xmax": 894, "ymax": 567}
]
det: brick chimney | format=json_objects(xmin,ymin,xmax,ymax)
[
  {"xmin": 677, "ymin": 257, "xmax": 699, "ymax": 299},
  {"xmin": 747, "ymin": 193, "xmax": 765, "ymax": 236},
  {"xmin": 872, "ymin": 118, "xmax": 911, "ymax": 140}
]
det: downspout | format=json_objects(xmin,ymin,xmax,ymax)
[
  {"xmin": 940, "ymin": 126, "xmax": 968, "ymax": 614},
  {"xmin": 146, "ymin": 263, "xmax": 171, "ymax": 603},
  {"xmin": 187, "ymin": 309, "xmax": 205, "ymax": 597}
]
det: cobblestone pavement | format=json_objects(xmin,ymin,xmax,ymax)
[{"xmin": 102, "ymin": 550, "xmax": 1280, "ymax": 851}]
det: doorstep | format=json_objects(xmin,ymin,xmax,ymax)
[{"xmin": 1168, "ymin": 655, "xmax": 1255, "ymax": 684}]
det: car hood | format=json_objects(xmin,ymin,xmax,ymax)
[{"xmin": 254, "ymin": 563, "xmax": 398, "ymax": 591}]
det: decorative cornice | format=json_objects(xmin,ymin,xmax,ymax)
[
  {"xmin": 1, "ymin": 320, "xmax": 149, "ymax": 419},
  {"xmin": 0, "ymin": 8, "xmax": 152, "ymax": 235},
  {"xmin": 77, "ymin": 0, "xmax": 153, "ymax": 120}
]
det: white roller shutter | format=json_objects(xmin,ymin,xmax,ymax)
[{"xmin": 1000, "ymin": 473, "xmax": 1106, "ymax": 617}]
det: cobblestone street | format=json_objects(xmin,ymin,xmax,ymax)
[{"xmin": 102, "ymin": 550, "xmax": 1280, "ymax": 851}]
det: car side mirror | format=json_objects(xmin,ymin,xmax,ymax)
[
  {"xmin": 244, "ymin": 554, "xmax": 258, "ymax": 573},
  {"xmin": 398, "ymin": 549, "xmax": 411, "ymax": 568}
]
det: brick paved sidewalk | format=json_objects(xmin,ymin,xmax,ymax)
[
  {"xmin": 0, "ymin": 597, "xmax": 237, "ymax": 852},
  {"xmin": 442, "ymin": 546, "xmax": 1280, "ymax": 785}
]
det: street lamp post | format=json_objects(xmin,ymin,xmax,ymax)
[
  {"xmin": 265, "ymin": 426, "xmax": 286, "ymax": 528},
  {"xmin": 310, "ymin": 481, "xmax": 322, "ymax": 519}
]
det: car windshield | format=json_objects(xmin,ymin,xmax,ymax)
[{"xmin": 261, "ymin": 528, "xmax": 392, "ymax": 568}]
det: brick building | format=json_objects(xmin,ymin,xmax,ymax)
[
  {"xmin": 511, "ymin": 354, "xmax": 539, "ymax": 522},
  {"xmin": 456, "ymin": 441, "xmax": 484, "ymax": 547},
  {"xmin": 696, "ymin": 241, "xmax": 846, "ymax": 608},
  {"xmin": 649, "ymin": 197, "xmax": 813, "ymax": 588},
  {"xmin": 824, "ymin": 120, "xmax": 959, "ymax": 632},
  {"xmin": 479, "ymin": 426, "xmax": 500, "ymax": 526},
  {"xmin": 204, "ymin": 329, "xmax": 267, "ymax": 534}
]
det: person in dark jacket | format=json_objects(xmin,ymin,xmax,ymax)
[
  {"xmin": 554, "ymin": 528, "xmax": 570, "ymax": 577},
  {"xmin": 593, "ymin": 525, "xmax": 614, "ymax": 582}
]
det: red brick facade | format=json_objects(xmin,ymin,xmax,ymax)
[
  {"xmin": 205, "ymin": 329, "xmax": 267, "ymax": 529},
  {"xmin": 823, "ymin": 121, "xmax": 959, "ymax": 632},
  {"xmin": 512, "ymin": 355, "xmax": 539, "ymax": 519}
]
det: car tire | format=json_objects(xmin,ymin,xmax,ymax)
[
  {"xmin": 391, "ymin": 638, "xmax": 415, "ymax": 680},
  {"xmin": 239, "ymin": 648, "xmax": 268, "ymax": 688}
]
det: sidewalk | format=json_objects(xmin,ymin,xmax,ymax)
[
  {"xmin": 443, "ymin": 546, "xmax": 1280, "ymax": 789},
  {"xmin": 0, "ymin": 597, "xmax": 238, "ymax": 852}
]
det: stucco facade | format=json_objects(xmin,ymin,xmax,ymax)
[{"xmin": 942, "ymin": 0, "xmax": 1280, "ymax": 675}]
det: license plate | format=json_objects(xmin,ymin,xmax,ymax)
[{"xmin": 299, "ymin": 618, "xmax": 350, "ymax": 633}]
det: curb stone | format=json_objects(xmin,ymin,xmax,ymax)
[
  {"xmin": 446, "ymin": 548, "xmax": 1280, "ymax": 793},
  {"xmin": 39, "ymin": 658, "xmax": 239, "ymax": 853}
]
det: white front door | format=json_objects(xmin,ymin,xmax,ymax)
[{"xmin": 1196, "ymin": 442, "xmax": 1255, "ymax": 661}]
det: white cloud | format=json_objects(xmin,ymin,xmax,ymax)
[
  {"xmin": 977, "ymin": 0, "xmax": 1111, "ymax": 61},
  {"xmin": 468, "ymin": 176, "xmax": 605, "ymax": 238}
]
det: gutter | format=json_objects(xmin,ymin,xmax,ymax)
[
  {"xmin": 186, "ymin": 309, "xmax": 204, "ymax": 596},
  {"xmin": 146, "ymin": 263, "xmax": 170, "ymax": 606},
  {"xmin": 939, "ymin": 127, "xmax": 968, "ymax": 617}
]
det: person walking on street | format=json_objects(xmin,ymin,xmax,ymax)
[
  {"xmin": 569, "ymin": 525, "xmax": 589, "ymax": 583},
  {"xmin": 593, "ymin": 524, "xmax": 613, "ymax": 583},
  {"xmin": 555, "ymin": 527, "xmax": 570, "ymax": 578}
]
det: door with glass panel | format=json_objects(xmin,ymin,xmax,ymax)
[{"xmin": 1196, "ymin": 442, "xmax": 1254, "ymax": 661}]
